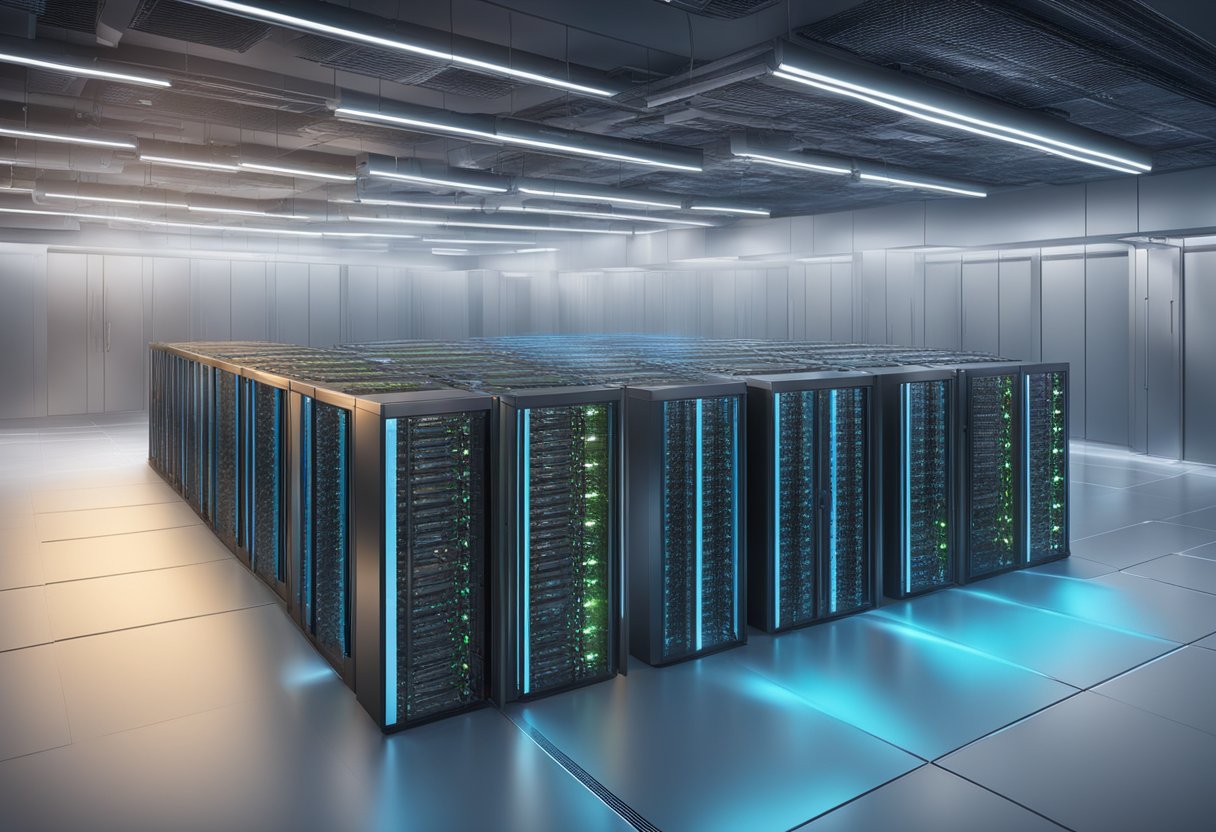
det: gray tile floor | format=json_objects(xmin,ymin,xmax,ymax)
[{"xmin": 2, "ymin": 420, "xmax": 1216, "ymax": 832}]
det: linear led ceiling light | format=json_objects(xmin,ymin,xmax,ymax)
[
  {"xmin": 771, "ymin": 40, "xmax": 1152, "ymax": 175},
  {"xmin": 338, "ymin": 98, "xmax": 703, "ymax": 173},
  {"xmin": 688, "ymin": 202, "xmax": 770, "ymax": 217},
  {"xmin": 42, "ymin": 191, "xmax": 189, "ymax": 210},
  {"xmin": 238, "ymin": 161, "xmax": 356, "ymax": 182},
  {"xmin": 139, "ymin": 154, "xmax": 240, "ymax": 172},
  {"xmin": 0, "ymin": 44, "xmax": 170, "ymax": 88},
  {"xmin": 515, "ymin": 180, "xmax": 683, "ymax": 210},
  {"xmin": 730, "ymin": 136, "xmax": 987, "ymax": 198},
  {"xmin": 180, "ymin": 0, "xmax": 616, "ymax": 97},
  {"xmin": 358, "ymin": 154, "xmax": 509, "ymax": 194},
  {"xmin": 0, "ymin": 206, "xmax": 325, "ymax": 236},
  {"xmin": 501, "ymin": 205, "xmax": 714, "ymax": 227},
  {"xmin": 511, "ymin": 247, "xmax": 558, "ymax": 254},
  {"xmin": 345, "ymin": 198, "xmax": 485, "ymax": 211},
  {"xmin": 0, "ymin": 126, "xmax": 135, "ymax": 149},
  {"xmin": 352, "ymin": 215, "xmax": 632, "ymax": 235},
  {"xmin": 424, "ymin": 237, "xmax": 536, "ymax": 245}
]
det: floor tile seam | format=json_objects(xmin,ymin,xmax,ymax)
[
  {"xmin": 1068, "ymin": 479, "xmax": 1126, "ymax": 492},
  {"xmin": 1153, "ymin": 518, "xmax": 1216, "ymax": 534},
  {"xmin": 784, "ymin": 763, "xmax": 933, "ymax": 832},
  {"xmin": 727, "ymin": 660, "xmax": 933, "ymax": 763},
  {"xmin": 0, "ymin": 738, "xmax": 73, "ymax": 768},
  {"xmin": 39, "ymin": 554, "xmax": 235, "ymax": 587},
  {"xmin": 1069, "ymin": 515, "xmax": 1216, "ymax": 545},
  {"xmin": 1068, "ymin": 643, "xmax": 1187, "ymax": 691},
  {"xmin": 45, "ymin": 599, "xmax": 280, "ymax": 645},
  {"xmin": 929, "ymin": 688, "xmax": 1086, "ymax": 764},
  {"xmin": 53, "ymin": 697, "xmax": 256, "ymax": 749},
  {"xmin": 37, "ymin": 520, "xmax": 203, "ymax": 544},
  {"xmin": 31, "ymin": 498, "xmax": 182, "ymax": 516},
  {"xmin": 927, "ymin": 764, "xmax": 1078, "ymax": 832},
  {"xmin": 1116, "ymin": 565, "xmax": 1216, "ymax": 597},
  {"xmin": 1086, "ymin": 685, "xmax": 1216, "ymax": 742},
  {"xmin": 501, "ymin": 710, "xmax": 663, "ymax": 832},
  {"xmin": 46, "ymin": 630, "xmax": 79, "ymax": 746}
]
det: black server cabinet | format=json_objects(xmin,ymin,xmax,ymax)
[
  {"xmin": 873, "ymin": 367, "xmax": 958, "ymax": 600},
  {"xmin": 350, "ymin": 389, "xmax": 494, "ymax": 731},
  {"xmin": 492, "ymin": 386, "xmax": 625, "ymax": 704},
  {"xmin": 746, "ymin": 372, "xmax": 875, "ymax": 633},
  {"xmin": 240, "ymin": 369, "xmax": 290, "ymax": 599},
  {"xmin": 1022, "ymin": 362, "xmax": 1070, "ymax": 565},
  {"xmin": 291, "ymin": 381, "xmax": 355, "ymax": 680},
  {"xmin": 212, "ymin": 362, "xmax": 243, "ymax": 556},
  {"xmin": 626, "ymin": 381, "xmax": 746, "ymax": 665},
  {"xmin": 956, "ymin": 362, "xmax": 1025, "ymax": 583}
]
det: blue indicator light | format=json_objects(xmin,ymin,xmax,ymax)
[
  {"xmin": 695, "ymin": 397, "xmax": 704, "ymax": 652},
  {"xmin": 773, "ymin": 392, "xmax": 782, "ymax": 629},
  {"xmin": 902, "ymin": 385, "xmax": 912, "ymax": 596},
  {"xmin": 384, "ymin": 418, "xmax": 398, "ymax": 726},
  {"xmin": 828, "ymin": 389, "xmax": 839, "ymax": 614},
  {"xmin": 1023, "ymin": 374, "xmax": 1031, "ymax": 564}
]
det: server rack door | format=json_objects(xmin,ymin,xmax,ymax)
[
  {"xmin": 213, "ymin": 370, "xmax": 240, "ymax": 552},
  {"xmin": 304, "ymin": 398, "xmax": 353, "ymax": 673},
  {"xmin": 892, "ymin": 379, "xmax": 953, "ymax": 597},
  {"xmin": 774, "ymin": 389, "xmax": 818, "ymax": 630},
  {"xmin": 383, "ymin": 411, "xmax": 490, "ymax": 729},
  {"xmin": 250, "ymin": 382, "xmax": 287, "ymax": 597},
  {"xmin": 516, "ymin": 402, "xmax": 617, "ymax": 699},
  {"xmin": 818, "ymin": 387, "xmax": 871, "ymax": 617},
  {"xmin": 965, "ymin": 372, "xmax": 1021, "ymax": 580},
  {"xmin": 1024, "ymin": 369, "xmax": 1069, "ymax": 563},
  {"xmin": 657, "ymin": 395, "xmax": 742, "ymax": 661}
]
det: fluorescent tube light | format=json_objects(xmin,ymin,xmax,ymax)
[
  {"xmin": 43, "ymin": 191, "xmax": 189, "ymax": 209},
  {"xmin": 0, "ymin": 126, "xmax": 134, "ymax": 149},
  {"xmin": 857, "ymin": 172, "xmax": 986, "ymax": 198},
  {"xmin": 140, "ymin": 154, "xmax": 240, "ymax": 172},
  {"xmin": 322, "ymin": 231, "xmax": 418, "ymax": 239},
  {"xmin": 733, "ymin": 149, "xmax": 852, "ymax": 175},
  {"xmin": 187, "ymin": 205, "xmax": 311, "ymax": 220},
  {"xmin": 354, "ymin": 215, "xmax": 631, "ymax": 235},
  {"xmin": 362, "ymin": 166, "xmax": 508, "ymax": 194},
  {"xmin": 0, "ymin": 50, "xmax": 171, "ymax": 88},
  {"xmin": 238, "ymin": 161, "xmax": 356, "ymax": 182},
  {"xmin": 689, "ymin": 204, "xmax": 770, "ymax": 217},
  {"xmin": 347, "ymin": 198, "xmax": 485, "ymax": 211},
  {"xmin": 181, "ymin": 0, "xmax": 615, "ymax": 97},
  {"xmin": 424, "ymin": 237, "xmax": 535, "ymax": 245},
  {"xmin": 0, "ymin": 206, "xmax": 325, "ymax": 236},
  {"xmin": 339, "ymin": 102, "xmax": 703, "ymax": 172},
  {"xmin": 517, "ymin": 185, "xmax": 682, "ymax": 210},
  {"xmin": 512, "ymin": 247, "xmax": 559, "ymax": 253},
  {"xmin": 502, "ymin": 205, "xmax": 713, "ymax": 226},
  {"xmin": 771, "ymin": 43, "xmax": 1152, "ymax": 174},
  {"xmin": 431, "ymin": 248, "xmax": 469, "ymax": 255}
]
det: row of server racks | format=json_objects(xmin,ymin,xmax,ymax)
[{"xmin": 148, "ymin": 338, "xmax": 1069, "ymax": 731}]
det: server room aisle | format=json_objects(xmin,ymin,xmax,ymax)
[{"xmin": 1, "ymin": 417, "xmax": 1216, "ymax": 832}]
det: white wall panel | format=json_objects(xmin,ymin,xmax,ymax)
[
  {"xmin": 961, "ymin": 260, "xmax": 999, "ymax": 354},
  {"xmin": 860, "ymin": 251, "xmax": 887, "ymax": 344},
  {"xmin": 345, "ymin": 265, "xmax": 379, "ymax": 342},
  {"xmin": 273, "ymin": 262, "xmax": 309, "ymax": 345},
  {"xmin": 308, "ymin": 264, "xmax": 341, "ymax": 347},
  {"xmin": 46, "ymin": 252, "xmax": 89, "ymax": 416},
  {"xmin": 998, "ymin": 258, "xmax": 1033, "ymax": 360},
  {"xmin": 924, "ymin": 260, "xmax": 961, "ymax": 350},
  {"xmin": 885, "ymin": 252, "xmax": 914, "ymax": 346},
  {"xmin": 804, "ymin": 264, "xmax": 832, "ymax": 341},
  {"xmin": 192, "ymin": 259, "xmax": 230, "ymax": 341},
  {"xmin": 829, "ymin": 263, "xmax": 853, "ymax": 341},
  {"xmin": 102, "ymin": 255, "xmax": 146, "ymax": 412},
  {"xmin": 1086, "ymin": 253, "xmax": 1131, "ymax": 447},
  {"xmin": 1041, "ymin": 257, "xmax": 1087, "ymax": 437},
  {"xmin": 151, "ymin": 258, "xmax": 189, "ymax": 344},
  {"xmin": 0, "ymin": 252, "xmax": 39, "ymax": 418}
]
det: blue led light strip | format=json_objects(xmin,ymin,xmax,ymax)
[
  {"xmin": 773, "ymin": 393, "xmax": 782, "ymax": 629},
  {"xmin": 694, "ymin": 398, "xmax": 704, "ymax": 653},
  {"xmin": 828, "ymin": 389, "xmax": 839, "ymax": 614},
  {"xmin": 521, "ymin": 409, "xmax": 531, "ymax": 695},
  {"xmin": 384, "ymin": 418, "xmax": 398, "ymax": 726},
  {"xmin": 902, "ymin": 385, "xmax": 912, "ymax": 595},
  {"xmin": 1024, "ymin": 374, "xmax": 1031, "ymax": 564},
  {"xmin": 730, "ymin": 397, "xmax": 739, "ymax": 638}
]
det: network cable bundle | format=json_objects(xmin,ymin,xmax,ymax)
[{"xmin": 149, "ymin": 335, "xmax": 1069, "ymax": 730}]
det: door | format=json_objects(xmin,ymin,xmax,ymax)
[
  {"xmin": 962, "ymin": 261, "xmax": 999, "ymax": 354},
  {"xmin": 1185, "ymin": 250, "xmax": 1216, "ymax": 463},
  {"xmin": 103, "ymin": 255, "xmax": 147, "ymax": 412},
  {"xmin": 1146, "ymin": 247, "xmax": 1181, "ymax": 458}
]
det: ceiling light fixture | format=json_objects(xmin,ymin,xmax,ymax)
[
  {"xmin": 345, "ymin": 198, "xmax": 484, "ymax": 211},
  {"xmin": 187, "ymin": 205, "xmax": 311, "ymax": 220},
  {"xmin": 359, "ymin": 154, "xmax": 510, "ymax": 194},
  {"xmin": 353, "ymin": 215, "xmax": 632, "ymax": 235},
  {"xmin": 0, "ymin": 206, "xmax": 325, "ymax": 236},
  {"xmin": 689, "ymin": 204, "xmax": 770, "ymax": 217},
  {"xmin": 502, "ymin": 205, "xmax": 712, "ymax": 226},
  {"xmin": 512, "ymin": 247, "xmax": 559, "ymax": 254},
  {"xmin": 0, "ymin": 46, "xmax": 170, "ymax": 88},
  {"xmin": 338, "ymin": 100, "xmax": 703, "ymax": 173},
  {"xmin": 140, "ymin": 154, "xmax": 240, "ymax": 172},
  {"xmin": 424, "ymin": 237, "xmax": 536, "ymax": 245},
  {"xmin": 431, "ymin": 248, "xmax": 469, "ymax": 255},
  {"xmin": 0, "ymin": 126, "xmax": 135, "ymax": 149},
  {"xmin": 238, "ymin": 161, "xmax": 356, "ymax": 182},
  {"xmin": 772, "ymin": 41, "xmax": 1151, "ymax": 175},
  {"xmin": 516, "ymin": 183, "xmax": 682, "ymax": 210},
  {"xmin": 730, "ymin": 136, "xmax": 987, "ymax": 198},
  {"xmin": 43, "ymin": 191, "xmax": 188, "ymax": 209},
  {"xmin": 179, "ymin": 0, "xmax": 616, "ymax": 97}
]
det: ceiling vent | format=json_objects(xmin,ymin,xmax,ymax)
[
  {"xmin": 131, "ymin": 0, "xmax": 271, "ymax": 52},
  {"xmin": 658, "ymin": 0, "xmax": 780, "ymax": 19},
  {"xmin": 294, "ymin": 34, "xmax": 447, "ymax": 85},
  {"xmin": 419, "ymin": 68, "xmax": 517, "ymax": 100},
  {"xmin": 1, "ymin": 0, "xmax": 98, "ymax": 32}
]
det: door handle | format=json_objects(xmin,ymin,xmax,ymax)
[{"xmin": 106, "ymin": 320, "xmax": 112, "ymax": 352}]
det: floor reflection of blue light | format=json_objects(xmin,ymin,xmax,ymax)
[
  {"xmin": 960, "ymin": 585, "xmax": 1164, "ymax": 641},
  {"xmin": 868, "ymin": 613, "xmax": 1054, "ymax": 676},
  {"xmin": 282, "ymin": 662, "xmax": 336, "ymax": 688}
]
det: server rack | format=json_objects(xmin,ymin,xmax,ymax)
[
  {"xmin": 955, "ymin": 362, "xmax": 1026, "ymax": 583},
  {"xmin": 1022, "ymin": 362, "xmax": 1070, "ymax": 566},
  {"xmin": 872, "ymin": 366, "xmax": 958, "ymax": 600},
  {"xmin": 746, "ymin": 371, "xmax": 875, "ymax": 632},
  {"xmin": 626, "ymin": 380, "xmax": 746, "ymax": 665},
  {"xmin": 241, "ymin": 369, "xmax": 290, "ymax": 599},
  {"xmin": 350, "ymin": 389, "xmax": 494, "ymax": 730},
  {"xmin": 493, "ymin": 385, "xmax": 625, "ymax": 704}
]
